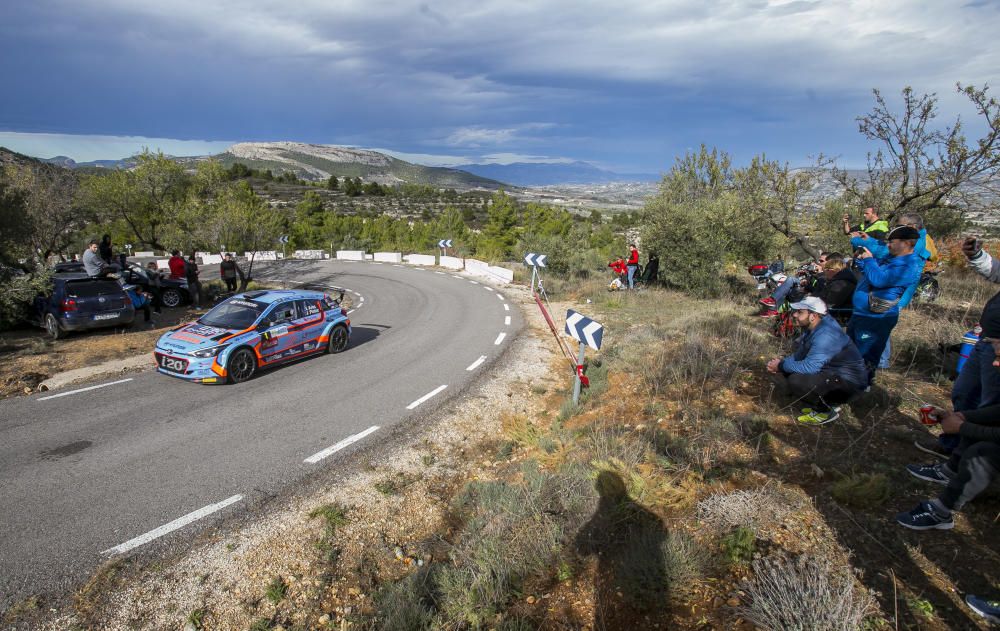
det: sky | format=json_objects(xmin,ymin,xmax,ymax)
[{"xmin": 1, "ymin": 0, "xmax": 999, "ymax": 173}]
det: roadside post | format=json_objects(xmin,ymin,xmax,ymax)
[
  {"xmin": 278, "ymin": 234, "xmax": 289, "ymax": 259},
  {"xmin": 565, "ymin": 309, "xmax": 603, "ymax": 404},
  {"xmin": 524, "ymin": 252, "xmax": 578, "ymax": 377},
  {"xmin": 523, "ymin": 252, "xmax": 547, "ymax": 294},
  {"xmin": 438, "ymin": 239, "xmax": 453, "ymax": 257},
  {"xmin": 124, "ymin": 243, "xmax": 133, "ymax": 257}
]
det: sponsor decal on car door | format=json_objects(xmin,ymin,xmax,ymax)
[
  {"xmin": 293, "ymin": 299, "xmax": 326, "ymax": 351},
  {"xmin": 259, "ymin": 302, "xmax": 298, "ymax": 363}
]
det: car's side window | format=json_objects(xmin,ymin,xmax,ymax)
[
  {"xmin": 297, "ymin": 299, "xmax": 321, "ymax": 319},
  {"xmin": 268, "ymin": 302, "xmax": 296, "ymax": 325}
]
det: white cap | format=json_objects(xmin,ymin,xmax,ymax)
[{"xmin": 788, "ymin": 296, "xmax": 828, "ymax": 315}]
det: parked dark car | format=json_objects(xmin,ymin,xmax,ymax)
[
  {"xmin": 120, "ymin": 263, "xmax": 191, "ymax": 308},
  {"xmin": 54, "ymin": 260, "xmax": 191, "ymax": 308},
  {"xmin": 33, "ymin": 273, "xmax": 136, "ymax": 339}
]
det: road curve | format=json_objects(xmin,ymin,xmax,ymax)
[{"xmin": 0, "ymin": 259, "xmax": 521, "ymax": 610}]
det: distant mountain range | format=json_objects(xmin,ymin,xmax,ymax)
[{"xmin": 458, "ymin": 161, "xmax": 659, "ymax": 186}]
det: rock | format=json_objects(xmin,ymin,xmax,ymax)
[
  {"xmin": 811, "ymin": 463, "xmax": 824, "ymax": 478},
  {"xmin": 184, "ymin": 623, "xmax": 198, "ymax": 631},
  {"xmin": 727, "ymin": 597, "xmax": 741, "ymax": 607},
  {"xmin": 526, "ymin": 595, "xmax": 536, "ymax": 604},
  {"xmin": 318, "ymin": 614, "xmax": 331, "ymax": 624}
]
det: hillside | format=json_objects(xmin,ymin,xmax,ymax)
[
  {"xmin": 215, "ymin": 142, "xmax": 507, "ymax": 190},
  {"xmin": 461, "ymin": 160, "xmax": 658, "ymax": 186}
]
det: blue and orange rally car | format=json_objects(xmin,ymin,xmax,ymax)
[{"xmin": 154, "ymin": 289, "xmax": 351, "ymax": 384}]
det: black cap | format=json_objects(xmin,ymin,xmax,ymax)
[{"xmin": 887, "ymin": 226, "xmax": 920, "ymax": 241}]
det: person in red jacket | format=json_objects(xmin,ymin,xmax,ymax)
[
  {"xmin": 626, "ymin": 244, "xmax": 640, "ymax": 289},
  {"xmin": 167, "ymin": 250, "xmax": 186, "ymax": 279},
  {"xmin": 608, "ymin": 258, "xmax": 627, "ymax": 290}
]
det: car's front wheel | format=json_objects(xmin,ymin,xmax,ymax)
[
  {"xmin": 45, "ymin": 313, "xmax": 63, "ymax": 340},
  {"xmin": 227, "ymin": 348, "xmax": 257, "ymax": 383},
  {"xmin": 161, "ymin": 288, "xmax": 182, "ymax": 308},
  {"xmin": 327, "ymin": 325, "xmax": 349, "ymax": 353}
]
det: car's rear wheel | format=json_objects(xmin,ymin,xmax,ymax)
[
  {"xmin": 227, "ymin": 348, "xmax": 257, "ymax": 383},
  {"xmin": 45, "ymin": 313, "xmax": 63, "ymax": 340},
  {"xmin": 327, "ymin": 325, "xmax": 349, "ymax": 353},
  {"xmin": 161, "ymin": 288, "xmax": 182, "ymax": 308}
]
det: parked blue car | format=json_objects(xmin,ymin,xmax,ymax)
[
  {"xmin": 33, "ymin": 273, "xmax": 136, "ymax": 339},
  {"xmin": 153, "ymin": 289, "xmax": 351, "ymax": 384}
]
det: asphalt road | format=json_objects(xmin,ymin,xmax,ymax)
[{"xmin": 0, "ymin": 259, "xmax": 521, "ymax": 610}]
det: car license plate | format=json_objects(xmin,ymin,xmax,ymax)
[
  {"xmin": 158, "ymin": 354, "xmax": 188, "ymax": 373},
  {"xmin": 93, "ymin": 312, "xmax": 119, "ymax": 321}
]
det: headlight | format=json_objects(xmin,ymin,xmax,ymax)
[{"xmin": 191, "ymin": 344, "xmax": 229, "ymax": 358}]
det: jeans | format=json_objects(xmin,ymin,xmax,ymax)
[
  {"xmin": 847, "ymin": 313, "xmax": 899, "ymax": 381},
  {"xmin": 771, "ymin": 276, "xmax": 797, "ymax": 305},
  {"xmin": 942, "ymin": 341, "xmax": 1000, "ymax": 450},
  {"xmin": 878, "ymin": 337, "xmax": 892, "ymax": 369},
  {"xmin": 627, "ymin": 264, "xmax": 637, "ymax": 289}
]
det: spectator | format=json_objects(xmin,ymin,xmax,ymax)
[
  {"xmin": 123, "ymin": 283, "xmax": 153, "ymax": 324},
  {"xmin": 760, "ymin": 252, "xmax": 828, "ymax": 316},
  {"xmin": 186, "ymin": 254, "xmax": 201, "ymax": 308},
  {"xmin": 82, "ymin": 239, "xmax": 111, "ymax": 278},
  {"xmin": 765, "ymin": 296, "xmax": 867, "ymax": 425},
  {"xmin": 842, "ymin": 206, "xmax": 889, "ymax": 240},
  {"xmin": 144, "ymin": 261, "xmax": 163, "ymax": 314},
  {"xmin": 99, "ymin": 234, "xmax": 113, "ymax": 265},
  {"xmin": 626, "ymin": 244, "xmax": 640, "ymax": 289},
  {"xmin": 642, "ymin": 252, "xmax": 660, "ymax": 284},
  {"xmin": 916, "ymin": 237, "xmax": 1000, "ymax": 459},
  {"xmin": 896, "ymin": 404, "xmax": 1000, "ymax": 530},
  {"xmin": 816, "ymin": 254, "xmax": 857, "ymax": 319},
  {"xmin": 168, "ymin": 250, "xmax": 186, "ymax": 279},
  {"xmin": 220, "ymin": 253, "xmax": 244, "ymax": 292},
  {"xmin": 847, "ymin": 226, "xmax": 924, "ymax": 385}
]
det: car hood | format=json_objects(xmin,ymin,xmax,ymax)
[{"xmin": 157, "ymin": 322, "xmax": 241, "ymax": 353}]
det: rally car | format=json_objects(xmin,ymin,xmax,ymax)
[{"xmin": 153, "ymin": 289, "xmax": 350, "ymax": 384}]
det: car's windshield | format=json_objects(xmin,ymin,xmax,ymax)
[{"xmin": 198, "ymin": 298, "xmax": 266, "ymax": 330}]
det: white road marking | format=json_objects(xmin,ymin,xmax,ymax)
[
  {"xmin": 38, "ymin": 378, "xmax": 133, "ymax": 401},
  {"xmin": 484, "ymin": 287, "xmax": 494, "ymax": 292},
  {"xmin": 494, "ymin": 332, "xmax": 506, "ymax": 345},
  {"xmin": 102, "ymin": 494, "xmax": 243, "ymax": 556},
  {"xmin": 505, "ymin": 316, "xmax": 511, "ymax": 325},
  {"xmin": 304, "ymin": 425, "xmax": 381, "ymax": 464},
  {"xmin": 393, "ymin": 264, "xmax": 403, "ymax": 267},
  {"xmin": 435, "ymin": 271, "xmax": 446, "ymax": 275},
  {"xmin": 407, "ymin": 385, "xmax": 447, "ymax": 410},
  {"xmin": 496, "ymin": 294, "xmax": 504, "ymax": 301},
  {"xmin": 414, "ymin": 268, "xmax": 426, "ymax": 271},
  {"xmin": 469, "ymin": 280, "xmax": 479, "ymax": 285},
  {"xmin": 359, "ymin": 297, "xmax": 364, "ymax": 302},
  {"xmin": 503, "ymin": 303, "xmax": 510, "ymax": 311},
  {"xmin": 347, "ymin": 309, "xmax": 356, "ymax": 314},
  {"xmin": 372, "ymin": 262, "xmax": 383, "ymax": 265},
  {"xmin": 451, "ymin": 275, "xmax": 462, "ymax": 279},
  {"xmin": 466, "ymin": 355, "xmax": 487, "ymax": 371}
]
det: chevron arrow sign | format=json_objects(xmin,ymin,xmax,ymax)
[
  {"xmin": 523, "ymin": 252, "xmax": 547, "ymax": 267},
  {"xmin": 278, "ymin": 235, "xmax": 289, "ymax": 244},
  {"xmin": 438, "ymin": 239, "xmax": 453, "ymax": 248},
  {"xmin": 565, "ymin": 309, "xmax": 603, "ymax": 350}
]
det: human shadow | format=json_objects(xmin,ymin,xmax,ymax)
[{"xmin": 574, "ymin": 471, "xmax": 671, "ymax": 630}]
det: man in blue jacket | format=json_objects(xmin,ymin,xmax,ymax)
[
  {"xmin": 848, "ymin": 226, "xmax": 925, "ymax": 384},
  {"xmin": 766, "ymin": 296, "xmax": 868, "ymax": 425}
]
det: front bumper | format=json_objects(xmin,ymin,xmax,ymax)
[{"xmin": 153, "ymin": 349, "xmax": 225, "ymax": 384}]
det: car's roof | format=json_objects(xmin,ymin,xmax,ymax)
[{"xmin": 236, "ymin": 289, "xmax": 326, "ymax": 305}]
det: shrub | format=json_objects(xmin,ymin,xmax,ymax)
[
  {"xmin": 265, "ymin": 576, "xmax": 287, "ymax": 604},
  {"xmin": 720, "ymin": 526, "xmax": 756, "ymax": 566},
  {"xmin": 741, "ymin": 554, "xmax": 876, "ymax": 631},
  {"xmin": 697, "ymin": 485, "xmax": 795, "ymax": 532},
  {"xmin": 370, "ymin": 569, "xmax": 435, "ymax": 631},
  {"xmin": 830, "ymin": 473, "xmax": 891, "ymax": 509}
]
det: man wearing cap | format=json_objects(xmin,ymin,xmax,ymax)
[
  {"xmin": 848, "ymin": 225, "xmax": 925, "ymax": 384},
  {"xmin": 843, "ymin": 206, "xmax": 889, "ymax": 241},
  {"xmin": 766, "ymin": 296, "xmax": 868, "ymax": 425}
]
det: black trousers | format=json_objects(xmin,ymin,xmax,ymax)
[
  {"xmin": 940, "ymin": 437, "xmax": 1000, "ymax": 510},
  {"xmin": 775, "ymin": 369, "xmax": 862, "ymax": 411},
  {"xmin": 224, "ymin": 277, "xmax": 238, "ymax": 291}
]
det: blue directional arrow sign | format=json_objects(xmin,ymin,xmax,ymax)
[
  {"xmin": 565, "ymin": 309, "xmax": 603, "ymax": 351},
  {"xmin": 524, "ymin": 252, "xmax": 547, "ymax": 267},
  {"xmin": 438, "ymin": 239, "xmax": 453, "ymax": 248}
]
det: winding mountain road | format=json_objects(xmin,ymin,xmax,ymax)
[{"xmin": 0, "ymin": 259, "xmax": 521, "ymax": 610}]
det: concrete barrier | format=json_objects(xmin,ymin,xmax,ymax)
[
  {"xmin": 487, "ymin": 266, "xmax": 515, "ymax": 283},
  {"xmin": 439, "ymin": 255, "xmax": 464, "ymax": 270},
  {"xmin": 404, "ymin": 254, "xmax": 436, "ymax": 266},
  {"xmin": 155, "ymin": 259, "xmax": 170, "ymax": 270},
  {"xmin": 134, "ymin": 251, "xmax": 154, "ymax": 258},
  {"xmin": 374, "ymin": 252, "xmax": 403, "ymax": 263},
  {"xmin": 244, "ymin": 251, "xmax": 278, "ymax": 261},
  {"xmin": 336, "ymin": 250, "xmax": 366, "ymax": 261},
  {"xmin": 295, "ymin": 250, "xmax": 326, "ymax": 259},
  {"xmin": 464, "ymin": 258, "xmax": 513, "ymax": 284},
  {"xmin": 201, "ymin": 254, "xmax": 223, "ymax": 265}
]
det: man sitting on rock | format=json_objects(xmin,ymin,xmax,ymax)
[
  {"xmin": 897, "ymin": 404, "xmax": 1000, "ymax": 530},
  {"xmin": 766, "ymin": 296, "xmax": 868, "ymax": 425}
]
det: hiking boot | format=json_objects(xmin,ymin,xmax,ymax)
[
  {"xmin": 896, "ymin": 501, "xmax": 954, "ymax": 530},
  {"xmin": 914, "ymin": 437, "xmax": 952, "ymax": 460},
  {"xmin": 759, "ymin": 309, "xmax": 778, "ymax": 318},
  {"xmin": 905, "ymin": 463, "xmax": 953, "ymax": 485},
  {"xmin": 966, "ymin": 595, "xmax": 1000, "ymax": 623},
  {"xmin": 796, "ymin": 408, "xmax": 839, "ymax": 425},
  {"xmin": 759, "ymin": 297, "xmax": 776, "ymax": 307}
]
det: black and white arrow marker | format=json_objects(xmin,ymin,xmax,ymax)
[
  {"xmin": 523, "ymin": 253, "xmax": 547, "ymax": 267},
  {"xmin": 438, "ymin": 239, "xmax": 453, "ymax": 248},
  {"xmin": 565, "ymin": 309, "xmax": 603, "ymax": 351}
]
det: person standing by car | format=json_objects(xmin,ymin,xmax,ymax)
[
  {"xmin": 82, "ymin": 239, "xmax": 111, "ymax": 278},
  {"xmin": 186, "ymin": 254, "xmax": 201, "ymax": 308},
  {"xmin": 99, "ymin": 234, "xmax": 113, "ymax": 265},
  {"xmin": 145, "ymin": 261, "xmax": 163, "ymax": 314},
  {"xmin": 220, "ymin": 253, "xmax": 244, "ymax": 292},
  {"xmin": 168, "ymin": 250, "xmax": 186, "ymax": 279}
]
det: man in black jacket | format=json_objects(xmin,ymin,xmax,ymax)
[{"xmin": 897, "ymin": 405, "xmax": 1000, "ymax": 529}]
